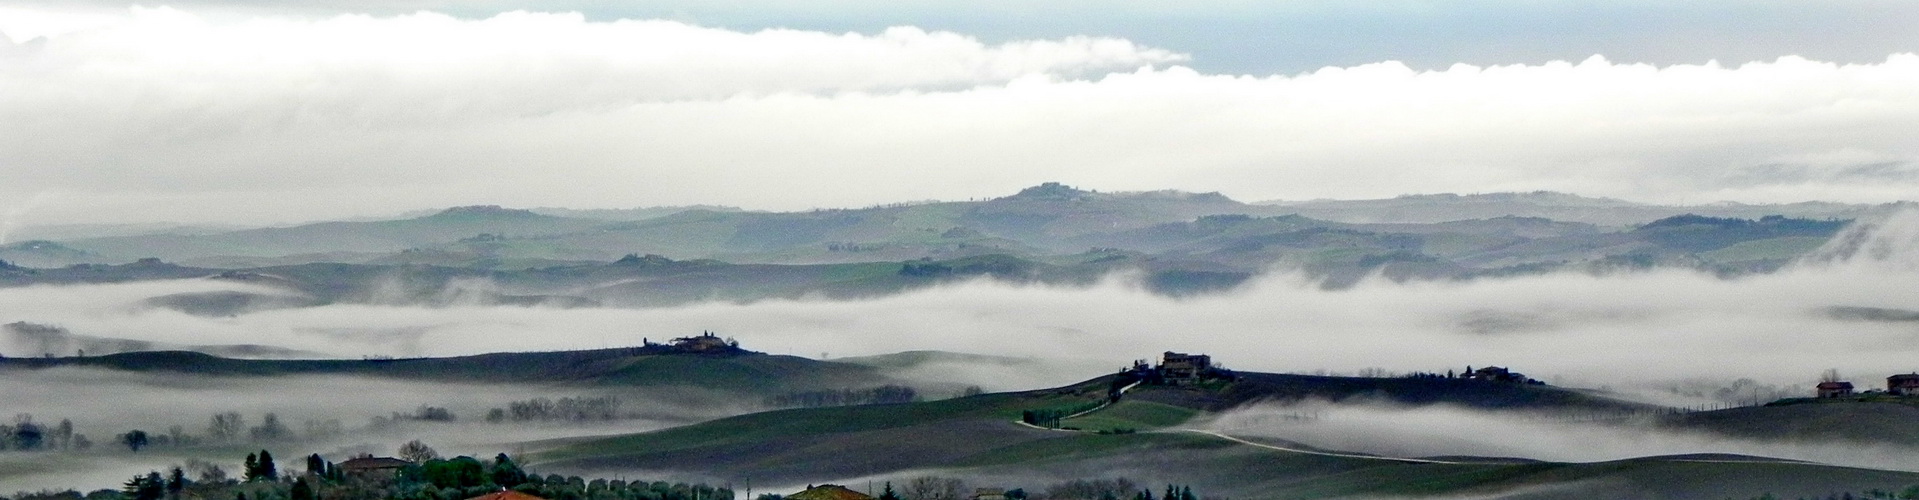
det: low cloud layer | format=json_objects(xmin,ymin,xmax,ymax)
[
  {"xmin": 8, "ymin": 211, "xmax": 1919, "ymax": 402},
  {"xmin": 5, "ymin": 215, "xmax": 1918, "ymax": 493},
  {"xmin": 1200, "ymin": 401, "xmax": 1919, "ymax": 472},
  {"xmin": 1, "ymin": 7, "xmax": 1916, "ymax": 226},
  {"xmin": 0, "ymin": 367, "xmax": 737, "ymax": 493}
]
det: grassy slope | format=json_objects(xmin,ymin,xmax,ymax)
[
  {"xmin": 528, "ymin": 370, "xmax": 1919, "ymax": 498},
  {"xmin": 1662, "ymin": 401, "xmax": 1919, "ymax": 446},
  {"xmin": 1058, "ymin": 400, "xmax": 1198, "ymax": 432},
  {"xmin": 1198, "ymin": 373, "xmax": 1657, "ymax": 413},
  {"xmin": 540, "ymin": 401, "xmax": 1919, "ymax": 499},
  {"xmin": 530, "ymin": 373, "xmax": 1734, "ymax": 496},
  {"xmin": 531, "ymin": 380, "xmax": 1116, "ymax": 480}
]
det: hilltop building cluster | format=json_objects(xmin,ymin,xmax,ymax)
[
  {"xmin": 1460, "ymin": 366, "xmax": 1544, "ymax": 385},
  {"xmin": 1123, "ymin": 351, "xmax": 1232, "ymax": 387},
  {"xmin": 638, "ymin": 331, "xmax": 745, "ymax": 355},
  {"xmin": 1815, "ymin": 373, "xmax": 1919, "ymax": 398}
]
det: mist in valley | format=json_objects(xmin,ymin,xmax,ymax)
[
  {"xmin": 4, "ymin": 209, "xmax": 1919, "ymax": 493},
  {"xmin": 10, "ymin": 211, "xmax": 1919, "ymax": 390},
  {"xmin": 1198, "ymin": 400, "xmax": 1919, "ymax": 472},
  {"xmin": 0, "ymin": 367, "xmax": 755, "ymax": 493}
]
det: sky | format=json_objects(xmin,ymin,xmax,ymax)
[{"xmin": 2, "ymin": 2, "xmax": 1917, "ymax": 226}]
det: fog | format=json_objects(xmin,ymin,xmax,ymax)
[
  {"xmin": 6, "ymin": 211, "xmax": 1919, "ymax": 399},
  {"xmin": 5, "ymin": 210, "xmax": 1919, "ymax": 491},
  {"xmin": 0, "ymin": 367, "xmax": 744, "ymax": 493},
  {"xmin": 2, "ymin": 7, "xmax": 1918, "ymax": 226},
  {"xmin": 1198, "ymin": 400, "xmax": 1919, "ymax": 472}
]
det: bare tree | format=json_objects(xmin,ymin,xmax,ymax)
[
  {"xmin": 397, "ymin": 439, "xmax": 439, "ymax": 462},
  {"xmin": 208, "ymin": 412, "xmax": 245, "ymax": 443},
  {"xmin": 903, "ymin": 476, "xmax": 966, "ymax": 500},
  {"xmin": 1821, "ymin": 368, "xmax": 1843, "ymax": 383},
  {"xmin": 248, "ymin": 413, "xmax": 291, "ymax": 442},
  {"xmin": 183, "ymin": 458, "xmax": 229, "ymax": 484}
]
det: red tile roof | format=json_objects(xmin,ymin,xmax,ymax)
[{"xmin": 465, "ymin": 491, "xmax": 549, "ymax": 500}]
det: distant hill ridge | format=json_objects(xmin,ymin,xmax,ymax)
[
  {"xmin": 0, "ymin": 338, "xmax": 887, "ymax": 394},
  {"xmin": 427, "ymin": 205, "xmax": 551, "ymax": 219},
  {"xmin": 0, "ymin": 183, "xmax": 1896, "ymax": 302}
]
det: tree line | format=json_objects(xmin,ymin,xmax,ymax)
[
  {"xmin": 755, "ymin": 476, "xmax": 1218, "ymax": 500},
  {"xmin": 484, "ymin": 397, "xmax": 623, "ymax": 423},
  {"xmin": 1020, "ymin": 401, "xmax": 1104, "ymax": 429},
  {"xmin": 0, "ymin": 414, "xmax": 88, "ymax": 452},
  {"xmin": 763, "ymin": 386, "xmax": 919, "ymax": 409},
  {"xmin": 4, "ymin": 445, "xmax": 734, "ymax": 500}
]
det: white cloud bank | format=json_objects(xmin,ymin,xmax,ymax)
[
  {"xmin": 0, "ymin": 7, "xmax": 1915, "ymax": 225},
  {"xmin": 1201, "ymin": 401, "xmax": 1919, "ymax": 472}
]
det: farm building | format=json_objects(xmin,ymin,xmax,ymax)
[
  {"xmin": 788, "ymin": 484, "xmax": 875, "ymax": 500},
  {"xmin": 1160, "ymin": 352, "xmax": 1213, "ymax": 384},
  {"xmin": 1890, "ymin": 374, "xmax": 1919, "ymax": 396},
  {"xmin": 339, "ymin": 456, "xmax": 412, "ymax": 481}
]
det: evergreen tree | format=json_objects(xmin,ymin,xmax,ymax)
[
  {"xmin": 491, "ymin": 453, "xmax": 528, "ymax": 487},
  {"xmin": 257, "ymin": 450, "xmax": 279, "ymax": 481},
  {"xmin": 167, "ymin": 468, "xmax": 187, "ymax": 500},
  {"xmin": 243, "ymin": 454, "xmax": 259, "ymax": 481},
  {"xmin": 878, "ymin": 482, "xmax": 900, "ymax": 500},
  {"xmin": 123, "ymin": 472, "xmax": 165, "ymax": 500},
  {"xmin": 307, "ymin": 454, "xmax": 326, "ymax": 477}
]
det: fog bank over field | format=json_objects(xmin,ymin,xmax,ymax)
[
  {"xmin": 5, "ymin": 210, "xmax": 1919, "ymax": 401},
  {"xmin": 0, "ymin": 368, "xmax": 734, "ymax": 493},
  {"xmin": 1201, "ymin": 401, "xmax": 1919, "ymax": 472}
]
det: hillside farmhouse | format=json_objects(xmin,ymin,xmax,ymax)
[
  {"xmin": 1890, "ymin": 374, "xmax": 1919, "ymax": 396},
  {"xmin": 639, "ymin": 331, "xmax": 742, "ymax": 354},
  {"xmin": 1465, "ymin": 366, "xmax": 1542, "ymax": 385},
  {"xmin": 787, "ymin": 484, "xmax": 874, "ymax": 500},
  {"xmin": 339, "ymin": 456, "xmax": 412, "ymax": 480},
  {"xmin": 1160, "ymin": 352, "xmax": 1213, "ymax": 385},
  {"xmin": 1816, "ymin": 381, "xmax": 1856, "ymax": 398},
  {"xmin": 1806, "ymin": 374, "xmax": 1919, "ymax": 398}
]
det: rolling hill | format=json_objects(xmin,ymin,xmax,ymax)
[
  {"xmin": 529, "ymin": 372, "xmax": 1919, "ymax": 499},
  {"xmin": 0, "ymin": 342, "xmax": 890, "ymax": 395},
  {"xmin": 0, "ymin": 185, "xmax": 1882, "ymax": 309},
  {"xmin": 1262, "ymin": 191, "xmax": 1896, "ymax": 226},
  {"xmin": 17, "ymin": 184, "xmax": 1871, "ymax": 274}
]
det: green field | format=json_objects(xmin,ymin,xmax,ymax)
[{"xmin": 1058, "ymin": 400, "xmax": 1198, "ymax": 432}]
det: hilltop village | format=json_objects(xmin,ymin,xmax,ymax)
[{"xmin": 1813, "ymin": 373, "xmax": 1919, "ymax": 399}]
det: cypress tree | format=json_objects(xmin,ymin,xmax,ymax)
[
  {"xmin": 258, "ymin": 450, "xmax": 279, "ymax": 480},
  {"xmin": 167, "ymin": 468, "xmax": 187, "ymax": 500}
]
